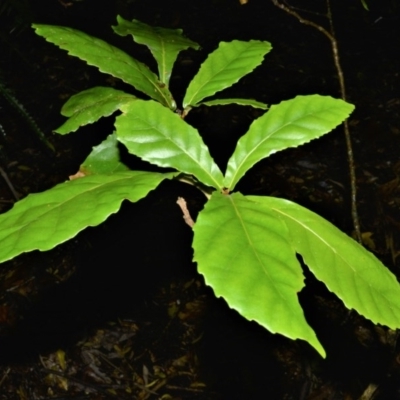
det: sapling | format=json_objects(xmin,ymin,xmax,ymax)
[{"xmin": 0, "ymin": 16, "xmax": 399, "ymax": 357}]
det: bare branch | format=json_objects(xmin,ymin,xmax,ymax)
[
  {"xmin": 176, "ymin": 197, "xmax": 195, "ymax": 228},
  {"xmin": 271, "ymin": 0, "xmax": 361, "ymax": 243}
]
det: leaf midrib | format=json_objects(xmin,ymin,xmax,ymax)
[
  {"xmin": 272, "ymin": 205, "xmax": 400, "ymax": 317},
  {"xmin": 229, "ymin": 196, "xmax": 297, "ymax": 305},
  {"xmin": 57, "ymin": 28, "xmax": 170, "ymax": 106},
  {"xmin": 129, "ymin": 115, "xmax": 222, "ymax": 189},
  {"xmin": 1, "ymin": 173, "xmax": 147, "ymax": 234},
  {"xmin": 226, "ymin": 110, "xmax": 331, "ymax": 188},
  {"xmin": 186, "ymin": 43, "xmax": 261, "ymax": 106}
]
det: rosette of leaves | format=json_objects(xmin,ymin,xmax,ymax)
[{"xmin": 0, "ymin": 17, "xmax": 399, "ymax": 357}]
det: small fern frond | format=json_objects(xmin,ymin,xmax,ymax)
[{"xmin": 0, "ymin": 74, "xmax": 54, "ymax": 152}]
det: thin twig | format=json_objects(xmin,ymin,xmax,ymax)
[
  {"xmin": 0, "ymin": 166, "xmax": 20, "ymax": 201},
  {"xmin": 271, "ymin": 0, "xmax": 362, "ymax": 243},
  {"xmin": 0, "ymin": 367, "xmax": 10, "ymax": 387},
  {"xmin": 166, "ymin": 384, "xmax": 209, "ymax": 393},
  {"xmin": 177, "ymin": 175, "xmax": 212, "ymax": 199},
  {"xmin": 176, "ymin": 197, "xmax": 195, "ymax": 228},
  {"xmin": 40, "ymin": 367, "xmax": 130, "ymax": 396}
]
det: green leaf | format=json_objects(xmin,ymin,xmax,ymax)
[
  {"xmin": 112, "ymin": 16, "xmax": 200, "ymax": 85},
  {"xmin": 224, "ymin": 95, "xmax": 355, "ymax": 190},
  {"xmin": 0, "ymin": 171, "xmax": 173, "ymax": 263},
  {"xmin": 55, "ymin": 87, "xmax": 137, "ymax": 134},
  {"xmin": 248, "ymin": 195, "xmax": 400, "ymax": 330},
  {"xmin": 183, "ymin": 40, "xmax": 272, "ymax": 108},
  {"xmin": 194, "ymin": 98, "xmax": 268, "ymax": 109},
  {"xmin": 80, "ymin": 133, "xmax": 129, "ymax": 175},
  {"xmin": 32, "ymin": 24, "xmax": 176, "ymax": 109},
  {"xmin": 193, "ymin": 192, "xmax": 325, "ymax": 357},
  {"xmin": 115, "ymin": 100, "xmax": 224, "ymax": 189}
]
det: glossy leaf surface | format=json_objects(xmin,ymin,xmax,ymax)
[
  {"xmin": 32, "ymin": 24, "xmax": 175, "ymax": 109},
  {"xmin": 249, "ymin": 195, "xmax": 400, "ymax": 330},
  {"xmin": 55, "ymin": 87, "xmax": 137, "ymax": 134},
  {"xmin": 193, "ymin": 192, "xmax": 325, "ymax": 356},
  {"xmin": 116, "ymin": 100, "xmax": 224, "ymax": 189},
  {"xmin": 80, "ymin": 133, "xmax": 129, "ymax": 175},
  {"xmin": 224, "ymin": 95, "xmax": 354, "ymax": 190},
  {"xmin": 183, "ymin": 40, "xmax": 272, "ymax": 108},
  {"xmin": 112, "ymin": 16, "xmax": 200, "ymax": 85},
  {"xmin": 0, "ymin": 171, "xmax": 172, "ymax": 263}
]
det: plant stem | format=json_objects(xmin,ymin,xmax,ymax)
[
  {"xmin": 270, "ymin": 0, "xmax": 361, "ymax": 243},
  {"xmin": 176, "ymin": 197, "xmax": 195, "ymax": 228}
]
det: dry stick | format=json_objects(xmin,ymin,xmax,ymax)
[
  {"xmin": 0, "ymin": 367, "xmax": 10, "ymax": 387},
  {"xmin": 271, "ymin": 0, "xmax": 362, "ymax": 243},
  {"xmin": 176, "ymin": 197, "xmax": 195, "ymax": 228},
  {"xmin": 0, "ymin": 166, "xmax": 20, "ymax": 201}
]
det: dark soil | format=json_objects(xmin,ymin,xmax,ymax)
[{"xmin": 0, "ymin": 0, "xmax": 400, "ymax": 399}]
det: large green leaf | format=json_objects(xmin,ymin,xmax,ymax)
[
  {"xmin": 32, "ymin": 24, "xmax": 176, "ymax": 109},
  {"xmin": 183, "ymin": 40, "xmax": 272, "ymax": 108},
  {"xmin": 248, "ymin": 195, "xmax": 400, "ymax": 330},
  {"xmin": 80, "ymin": 133, "xmax": 129, "ymax": 175},
  {"xmin": 224, "ymin": 95, "xmax": 355, "ymax": 190},
  {"xmin": 55, "ymin": 87, "xmax": 137, "ymax": 134},
  {"xmin": 0, "ymin": 171, "xmax": 173, "ymax": 263},
  {"xmin": 116, "ymin": 100, "xmax": 224, "ymax": 189},
  {"xmin": 193, "ymin": 192, "xmax": 325, "ymax": 357},
  {"xmin": 112, "ymin": 16, "xmax": 200, "ymax": 85}
]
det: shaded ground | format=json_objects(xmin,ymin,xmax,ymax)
[{"xmin": 0, "ymin": 0, "xmax": 400, "ymax": 398}]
